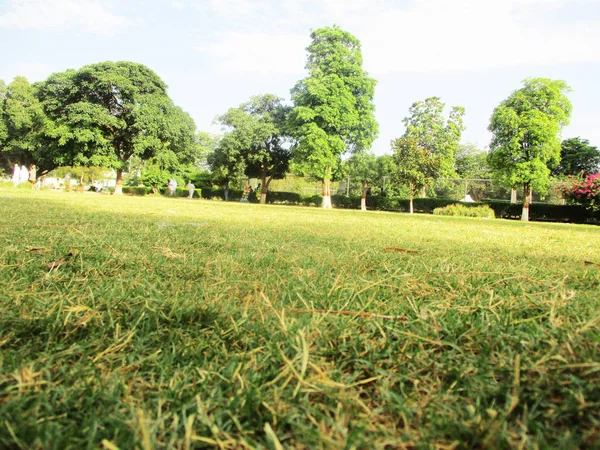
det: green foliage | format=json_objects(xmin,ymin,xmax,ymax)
[
  {"xmin": 215, "ymin": 94, "xmax": 291, "ymax": 203},
  {"xmin": 488, "ymin": 78, "xmax": 572, "ymax": 220},
  {"xmin": 402, "ymin": 96, "xmax": 465, "ymax": 178},
  {"xmin": 37, "ymin": 61, "xmax": 197, "ymax": 190},
  {"xmin": 344, "ymin": 152, "xmax": 378, "ymax": 184},
  {"xmin": 552, "ymin": 137, "xmax": 600, "ymax": 176},
  {"xmin": 0, "ymin": 77, "xmax": 46, "ymax": 174},
  {"xmin": 49, "ymin": 166, "xmax": 110, "ymax": 184},
  {"xmin": 140, "ymin": 163, "xmax": 174, "ymax": 190},
  {"xmin": 391, "ymin": 137, "xmax": 440, "ymax": 200},
  {"xmin": 290, "ymin": 25, "xmax": 378, "ymax": 202},
  {"xmin": 455, "ymin": 143, "xmax": 491, "ymax": 179},
  {"xmin": 433, "ymin": 203, "xmax": 496, "ymax": 218}
]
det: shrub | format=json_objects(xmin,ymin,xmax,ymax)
[
  {"xmin": 434, "ymin": 203, "xmax": 496, "ymax": 218},
  {"xmin": 122, "ymin": 186, "xmax": 152, "ymax": 196},
  {"xmin": 557, "ymin": 173, "xmax": 600, "ymax": 212}
]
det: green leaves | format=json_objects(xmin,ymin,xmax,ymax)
[
  {"xmin": 211, "ymin": 94, "xmax": 291, "ymax": 199},
  {"xmin": 401, "ymin": 97, "xmax": 465, "ymax": 179},
  {"xmin": 488, "ymin": 78, "xmax": 572, "ymax": 198},
  {"xmin": 290, "ymin": 26, "xmax": 378, "ymax": 190},
  {"xmin": 391, "ymin": 137, "xmax": 440, "ymax": 198},
  {"xmin": 37, "ymin": 61, "xmax": 197, "ymax": 181}
]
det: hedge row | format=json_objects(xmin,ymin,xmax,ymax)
[{"xmin": 119, "ymin": 186, "xmax": 598, "ymax": 224}]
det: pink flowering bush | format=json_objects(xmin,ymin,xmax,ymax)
[{"xmin": 557, "ymin": 173, "xmax": 600, "ymax": 211}]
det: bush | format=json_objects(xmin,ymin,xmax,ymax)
[
  {"xmin": 557, "ymin": 173, "xmax": 600, "ymax": 212},
  {"xmin": 122, "ymin": 186, "xmax": 153, "ymax": 196},
  {"xmin": 434, "ymin": 203, "xmax": 496, "ymax": 218}
]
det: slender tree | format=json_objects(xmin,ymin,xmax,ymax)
[
  {"xmin": 38, "ymin": 61, "xmax": 196, "ymax": 194},
  {"xmin": 402, "ymin": 97, "xmax": 465, "ymax": 179},
  {"xmin": 391, "ymin": 137, "xmax": 439, "ymax": 214},
  {"xmin": 344, "ymin": 152, "xmax": 378, "ymax": 211},
  {"xmin": 290, "ymin": 25, "xmax": 378, "ymax": 208},
  {"xmin": 488, "ymin": 78, "xmax": 572, "ymax": 221}
]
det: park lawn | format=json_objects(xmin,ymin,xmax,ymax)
[{"xmin": 0, "ymin": 189, "xmax": 599, "ymax": 449}]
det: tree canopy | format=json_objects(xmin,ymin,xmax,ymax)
[
  {"xmin": 0, "ymin": 77, "xmax": 46, "ymax": 173},
  {"xmin": 488, "ymin": 78, "xmax": 572, "ymax": 221},
  {"xmin": 290, "ymin": 25, "xmax": 378, "ymax": 208},
  {"xmin": 215, "ymin": 94, "xmax": 291, "ymax": 204},
  {"xmin": 391, "ymin": 137, "xmax": 440, "ymax": 214},
  {"xmin": 37, "ymin": 61, "xmax": 197, "ymax": 194},
  {"xmin": 552, "ymin": 137, "xmax": 600, "ymax": 176},
  {"xmin": 402, "ymin": 97, "xmax": 464, "ymax": 178},
  {"xmin": 454, "ymin": 143, "xmax": 491, "ymax": 179}
]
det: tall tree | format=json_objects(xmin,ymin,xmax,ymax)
[
  {"xmin": 216, "ymin": 94, "xmax": 291, "ymax": 204},
  {"xmin": 37, "ymin": 61, "xmax": 196, "ymax": 194},
  {"xmin": 552, "ymin": 137, "xmax": 600, "ymax": 176},
  {"xmin": 0, "ymin": 77, "xmax": 46, "ymax": 174},
  {"xmin": 488, "ymin": 78, "xmax": 572, "ymax": 221},
  {"xmin": 344, "ymin": 152, "xmax": 378, "ymax": 211},
  {"xmin": 402, "ymin": 97, "xmax": 465, "ymax": 178},
  {"xmin": 391, "ymin": 137, "xmax": 440, "ymax": 214},
  {"xmin": 290, "ymin": 25, "xmax": 378, "ymax": 209}
]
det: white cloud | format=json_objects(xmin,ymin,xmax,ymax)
[
  {"xmin": 197, "ymin": 32, "xmax": 308, "ymax": 74},
  {"xmin": 0, "ymin": 0, "xmax": 137, "ymax": 35},
  {"xmin": 356, "ymin": 0, "xmax": 600, "ymax": 73},
  {"xmin": 195, "ymin": 0, "xmax": 600, "ymax": 74}
]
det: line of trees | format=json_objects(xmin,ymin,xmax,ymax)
[{"xmin": 1, "ymin": 26, "xmax": 598, "ymax": 219}]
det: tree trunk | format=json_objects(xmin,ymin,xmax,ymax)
[
  {"xmin": 260, "ymin": 172, "xmax": 268, "ymax": 205},
  {"xmin": 361, "ymin": 181, "xmax": 368, "ymax": 211},
  {"xmin": 322, "ymin": 166, "xmax": 332, "ymax": 209},
  {"xmin": 224, "ymin": 181, "xmax": 229, "ymax": 201},
  {"xmin": 521, "ymin": 182, "xmax": 531, "ymax": 221},
  {"xmin": 322, "ymin": 178, "xmax": 332, "ymax": 209},
  {"xmin": 114, "ymin": 169, "xmax": 123, "ymax": 195}
]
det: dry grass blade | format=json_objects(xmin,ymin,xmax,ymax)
[
  {"xmin": 384, "ymin": 247, "xmax": 422, "ymax": 254},
  {"xmin": 26, "ymin": 246, "xmax": 46, "ymax": 253},
  {"xmin": 44, "ymin": 252, "xmax": 75, "ymax": 270},
  {"xmin": 584, "ymin": 260, "xmax": 599, "ymax": 267},
  {"xmin": 288, "ymin": 308, "xmax": 408, "ymax": 321},
  {"xmin": 152, "ymin": 246, "xmax": 184, "ymax": 259}
]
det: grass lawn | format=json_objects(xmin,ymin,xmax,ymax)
[{"xmin": 1, "ymin": 189, "xmax": 599, "ymax": 449}]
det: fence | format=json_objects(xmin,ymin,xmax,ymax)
[{"xmin": 241, "ymin": 176, "xmax": 565, "ymax": 204}]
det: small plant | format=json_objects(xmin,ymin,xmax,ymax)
[{"xmin": 433, "ymin": 203, "xmax": 495, "ymax": 218}]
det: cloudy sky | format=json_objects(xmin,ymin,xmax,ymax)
[{"xmin": 1, "ymin": 0, "xmax": 599, "ymax": 155}]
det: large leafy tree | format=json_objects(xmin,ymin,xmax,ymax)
[
  {"xmin": 37, "ymin": 61, "xmax": 196, "ymax": 194},
  {"xmin": 391, "ymin": 137, "xmax": 439, "ymax": 214},
  {"xmin": 488, "ymin": 78, "xmax": 572, "ymax": 221},
  {"xmin": 344, "ymin": 152, "xmax": 378, "ymax": 211},
  {"xmin": 216, "ymin": 94, "xmax": 291, "ymax": 204},
  {"xmin": 290, "ymin": 25, "xmax": 378, "ymax": 208},
  {"xmin": 552, "ymin": 137, "xmax": 600, "ymax": 176},
  {"xmin": 0, "ymin": 77, "xmax": 47, "ymax": 174},
  {"xmin": 402, "ymin": 97, "xmax": 465, "ymax": 178}
]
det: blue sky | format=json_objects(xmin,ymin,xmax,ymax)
[{"xmin": 1, "ymin": 0, "xmax": 599, "ymax": 155}]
